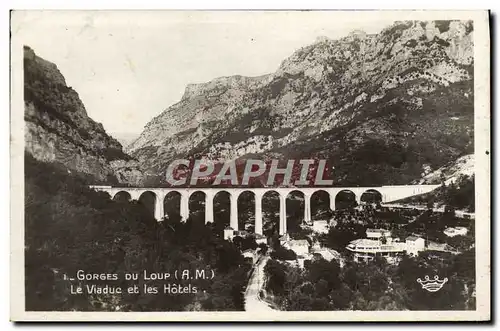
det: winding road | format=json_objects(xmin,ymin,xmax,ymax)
[{"xmin": 244, "ymin": 255, "xmax": 276, "ymax": 312}]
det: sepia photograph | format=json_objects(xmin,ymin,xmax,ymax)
[{"xmin": 9, "ymin": 10, "xmax": 490, "ymax": 321}]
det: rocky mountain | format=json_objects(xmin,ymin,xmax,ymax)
[
  {"xmin": 128, "ymin": 20, "xmax": 474, "ymax": 186},
  {"xmin": 415, "ymin": 153, "xmax": 474, "ymax": 185},
  {"xmin": 112, "ymin": 132, "xmax": 140, "ymax": 150},
  {"xmin": 24, "ymin": 46, "xmax": 144, "ymax": 185}
]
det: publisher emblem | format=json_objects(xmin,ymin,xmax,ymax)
[{"xmin": 417, "ymin": 275, "xmax": 448, "ymax": 292}]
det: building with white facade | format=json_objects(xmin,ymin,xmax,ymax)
[
  {"xmin": 366, "ymin": 228, "xmax": 392, "ymax": 239},
  {"xmin": 223, "ymin": 227, "xmax": 234, "ymax": 241},
  {"xmin": 427, "ymin": 241, "xmax": 461, "ymax": 254},
  {"xmin": 288, "ymin": 239, "xmax": 310, "ymax": 256},
  {"xmin": 405, "ymin": 236, "xmax": 426, "ymax": 256},
  {"xmin": 443, "ymin": 226, "xmax": 468, "ymax": 237},
  {"xmin": 347, "ymin": 238, "xmax": 404, "ymax": 262},
  {"xmin": 346, "ymin": 231, "xmax": 426, "ymax": 262},
  {"xmin": 223, "ymin": 227, "xmax": 252, "ymax": 241}
]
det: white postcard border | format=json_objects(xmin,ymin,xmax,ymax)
[{"xmin": 10, "ymin": 9, "xmax": 491, "ymax": 321}]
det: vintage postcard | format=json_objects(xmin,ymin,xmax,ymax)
[{"xmin": 10, "ymin": 10, "xmax": 490, "ymax": 321}]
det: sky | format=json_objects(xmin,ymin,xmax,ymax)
[{"xmin": 12, "ymin": 11, "xmax": 395, "ymax": 138}]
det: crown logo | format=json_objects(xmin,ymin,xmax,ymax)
[{"xmin": 417, "ymin": 275, "xmax": 448, "ymax": 292}]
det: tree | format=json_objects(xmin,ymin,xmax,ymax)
[
  {"xmin": 307, "ymin": 259, "xmax": 342, "ymax": 290},
  {"xmin": 241, "ymin": 236, "xmax": 258, "ymax": 251},
  {"xmin": 232, "ymin": 236, "xmax": 243, "ymax": 249},
  {"xmin": 446, "ymin": 235, "xmax": 474, "ymax": 252},
  {"xmin": 264, "ymin": 260, "xmax": 288, "ymax": 295},
  {"xmin": 271, "ymin": 246, "xmax": 297, "ymax": 261},
  {"xmin": 324, "ymin": 222, "xmax": 366, "ymax": 251}
]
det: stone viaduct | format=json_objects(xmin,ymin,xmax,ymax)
[{"xmin": 89, "ymin": 185, "xmax": 440, "ymax": 235}]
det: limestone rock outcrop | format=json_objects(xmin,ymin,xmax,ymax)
[{"xmin": 128, "ymin": 20, "xmax": 474, "ymax": 186}]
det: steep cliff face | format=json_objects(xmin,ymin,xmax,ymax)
[
  {"xmin": 24, "ymin": 46, "xmax": 143, "ymax": 185},
  {"xmin": 128, "ymin": 20, "xmax": 475, "ymax": 186},
  {"xmin": 126, "ymin": 74, "xmax": 273, "ymax": 165}
]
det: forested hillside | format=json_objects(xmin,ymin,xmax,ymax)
[
  {"xmin": 25, "ymin": 153, "xmax": 249, "ymax": 311},
  {"xmin": 264, "ymin": 251, "xmax": 475, "ymax": 310}
]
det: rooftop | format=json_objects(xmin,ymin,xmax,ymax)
[
  {"xmin": 349, "ymin": 239, "xmax": 381, "ymax": 247},
  {"xmin": 290, "ymin": 239, "xmax": 309, "ymax": 247},
  {"xmin": 444, "ymin": 226, "xmax": 467, "ymax": 232},
  {"xmin": 311, "ymin": 249, "xmax": 337, "ymax": 262},
  {"xmin": 406, "ymin": 236, "xmax": 422, "ymax": 241},
  {"xmin": 347, "ymin": 239, "xmax": 405, "ymax": 253},
  {"xmin": 367, "ymin": 228, "xmax": 390, "ymax": 234}
]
